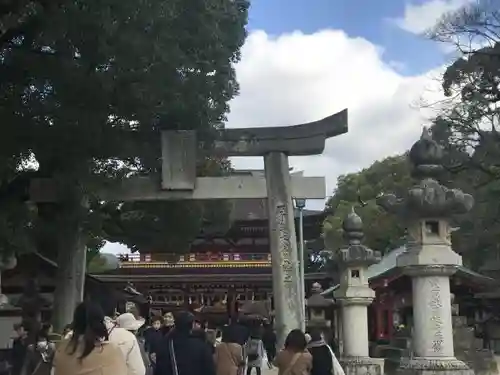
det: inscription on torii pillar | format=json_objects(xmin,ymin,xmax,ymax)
[{"xmin": 30, "ymin": 109, "xmax": 348, "ymax": 346}]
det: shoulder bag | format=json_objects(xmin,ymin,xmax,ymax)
[{"xmin": 326, "ymin": 345, "xmax": 345, "ymax": 375}]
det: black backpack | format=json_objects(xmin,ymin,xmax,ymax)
[{"xmin": 246, "ymin": 339, "xmax": 260, "ymax": 361}]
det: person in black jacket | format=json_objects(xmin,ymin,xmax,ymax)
[
  {"xmin": 226, "ymin": 318, "xmax": 250, "ymax": 346},
  {"xmin": 11, "ymin": 323, "xmax": 28, "ymax": 375},
  {"xmin": 144, "ymin": 316, "xmax": 164, "ymax": 358},
  {"xmin": 191, "ymin": 327, "xmax": 215, "ymax": 355},
  {"xmin": 262, "ymin": 323, "xmax": 276, "ymax": 363},
  {"xmin": 307, "ymin": 329, "xmax": 333, "ymax": 375},
  {"xmin": 154, "ymin": 311, "xmax": 215, "ymax": 375}
]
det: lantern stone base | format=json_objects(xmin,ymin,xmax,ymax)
[
  {"xmin": 397, "ymin": 357, "xmax": 473, "ymax": 375},
  {"xmin": 340, "ymin": 356, "xmax": 384, "ymax": 375}
]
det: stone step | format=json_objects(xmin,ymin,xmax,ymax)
[
  {"xmin": 373, "ymin": 344, "xmax": 390, "ymax": 358},
  {"xmin": 456, "ymin": 349, "xmax": 498, "ymax": 374},
  {"xmin": 383, "ymin": 358, "xmax": 401, "ymax": 375},
  {"xmin": 391, "ymin": 336, "xmax": 411, "ymax": 349},
  {"xmin": 380, "ymin": 346, "xmax": 411, "ymax": 360}
]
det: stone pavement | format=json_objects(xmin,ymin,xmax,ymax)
[
  {"xmin": 264, "ymin": 367, "xmax": 278, "ymax": 375},
  {"xmin": 244, "ymin": 366, "xmax": 277, "ymax": 375},
  {"xmin": 258, "ymin": 366, "xmax": 278, "ymax": 375}
]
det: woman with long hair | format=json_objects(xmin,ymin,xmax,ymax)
[
  {"xmin": 52, "ymin": 301, "xmax": 126, "ymax": 375},
  {"xmin": 274, "ymin": 329, "xmax": 312, "ymax": 375},
  {"xmin": 214, "ymin": 327, "xmax": 245, "ymax": 375},
  {"xmin": 245, "ymin": 329, "xmax": 266, "ymax": 375}
]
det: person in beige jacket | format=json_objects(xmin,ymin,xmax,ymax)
[
  {"xmin": 53, "ymin": 302, "xmax": 127, "ymax": 375},
  {"xmin": 214, "ymin": 328, "xmax": 245, "ymax": 375},
  {"xmin": 274, "ymin": 330, "xmax": 312, "ymax": 375},
  {"xmin": 105, "ymin": 314, "xmax": 146, "ymax": 375}
]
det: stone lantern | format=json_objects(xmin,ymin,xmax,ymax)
[
  {"xmin": 377, "ymin": 128, "xmax": 474, "ymax": 375},
  {"xmin": 334, "ymin": 207, "xmax": 383, "ymax": 375},
  {"xmin": 306, "ymin": 282, "xmax": 333, "ymax": 328}
]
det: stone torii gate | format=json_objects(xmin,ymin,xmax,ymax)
[{"xmin": 30, "ymin": 109, "xmax": 348, "ymax": 344}]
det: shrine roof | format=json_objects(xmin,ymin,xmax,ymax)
[
  {"xmin": 3, "ymin": 251, "xmax": 146, "ymax": 303},
  {"xmin": 200, "ymin": 170, "xmax": 323, "ymax": 223},
  {"xmin": 364, "ymin": 246, "xmax": 406, "ymax": 279},
  {"xmin": 228, "ymin": 198, "xmax": 324, "ymax": 222},
  {"xmin": 3, "ymin": 251, "xmax": 104, "ymax": 285},
  {"xmin": 321, "ymin": 246, "xmax": 496, "ymax": 296},
  {"xmin": 197, "ymin": 198, "xmax": 325, "ymax": 240}
]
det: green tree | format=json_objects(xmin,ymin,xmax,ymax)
[
  {"xmin": 429, "ymin": 0, "xmax": 500, "ymax": 185},
  {"xmin": 0, "ymin": 0, "xmax": 249, "ymax": 329},
  {"xmin": 426, "ymin": 0, "xmax": 500, "ymax": 268},
  {"xmin": 0, "ymin": 1, "xmax": 60, "ymax": 46},
  {"xmin": 322, "ymin": 133, "xmax": 500, "ymax": 270},
  {"xmin": 87, "ymin": 252, "xmax": 119, "ymax": 273},
  {"xmin": 323, "ymin": 155, "xmax": 412, "ymax": 255}
]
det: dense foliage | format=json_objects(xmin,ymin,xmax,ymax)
[
  {"xmin": 321, "ymin": 150, "xmax": 490, "ymax": 269},
  {"xmin": 323, "ymin": 156, "xmax": 410, "ymax": 256},
  {"xmin": 0, "ymin": 0, "xmax": 249, "ymax": 256}
]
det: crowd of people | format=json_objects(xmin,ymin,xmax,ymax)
[{"xmin": 10, "ymin": 301, "xmax": 343, "ymax": 375}]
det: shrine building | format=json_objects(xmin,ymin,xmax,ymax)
[{"xmin": 92, "ymin": 198, "xmax": 331, "ymax": 324}]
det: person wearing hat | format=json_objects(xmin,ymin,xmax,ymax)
[{"xmin": 106, "ymin": 313, "xmax": 146, "ymax": 375}]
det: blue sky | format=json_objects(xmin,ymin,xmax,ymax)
[
  {"xmin": 103, "ymin": 0, "xmax": 463, "ymax": 254},
  {"xmin": 248, "ymin": 0, "xmax": 450, "ymax": 75}
]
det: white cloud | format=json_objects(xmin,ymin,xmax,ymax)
[
  {"xmin": 102, "ymin": 242, "xmax": 129, "ymax": 255},
  {"xmin": 102, "ymin": 28, "xmax": 445, "ymax": 255},
  {"xmin": 227, "ymin": 29, "xmax": 444, "ymax": 198},
  {"xmin": 393, "ymin": 0, "xmax": 474, "ymax": 34}
]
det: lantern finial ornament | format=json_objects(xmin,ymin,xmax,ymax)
[
  {"xmin": 377, "ymin": 128, "xmax": 473, "ymax": 219},
  {"xmin": 337, "ymin": 209, "xmax": 381, "ymax": 267},
  {"xmin": 342, "ymin": 206, "xmax": 364, "ymax": 245}
]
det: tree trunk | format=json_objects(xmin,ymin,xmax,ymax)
[
  {"xmin": 74, "ymin": 234, "xmax": 87, "ymax": 302},
  {"xmin": 51, "ymin": 195, "xmax": 87, "ymax": 333}
]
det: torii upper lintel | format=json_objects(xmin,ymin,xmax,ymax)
[{"xmin": 210, "ymin": 108, "xmax": 348, "ymax": 157}]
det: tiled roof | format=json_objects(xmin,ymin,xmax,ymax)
[
  {"xmin": 365, "ymin": 246, "xmax": 406, "ymax": 279},
  {"xmin": 321, "ymin": 246, "xmax": 494, "ymax": 296},
  {"xmin": 229, "ymin": 199, "xmax": 324, "ymax": 221}
]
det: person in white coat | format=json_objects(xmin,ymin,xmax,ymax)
[
  {"xmin": 245, "ymin": 331, "xmax": 267, "ymax": 375},
  {"xmin": 105, "ymin": 314, "xmax": 146, "ymax": 375}
]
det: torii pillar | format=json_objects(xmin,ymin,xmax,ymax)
[
  {"xmin": 210, "ymin": 110, "xmax": 348, "ymax": 346},
  {"xmin": 30, "ymin": 110, "xmax": 348, "ymax": 344}
]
